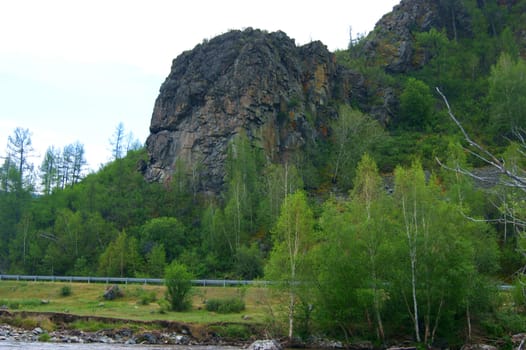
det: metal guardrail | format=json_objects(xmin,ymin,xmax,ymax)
[
  {"xmin": 0, "ymin": 274, "xmax": 268, "ymax": 287},
  {"xmin": 0, "ymin": 274, "xmax": 512, "ymax": 290}
]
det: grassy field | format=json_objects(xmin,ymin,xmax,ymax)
[{"xmin": 0, "ymin": 280, "xmax": 275, "ymax": 324}]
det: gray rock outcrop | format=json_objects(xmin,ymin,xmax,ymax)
[
  {"xmin": 361, "ymin": 0, "xmax": 471, "ymax": 73},
  {"xmin": 144, "ymin": 28, "xmax": 353, "ymax": 194},
  {"xmin": 143, "ymin": 1, "xmax": 479, "ymax": 194}
]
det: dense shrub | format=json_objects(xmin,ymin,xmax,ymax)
[
  {"xmin": 131, "ymin": 287, "xmax": 157, "ymax": 305},
  {"xmin": 60, "ymin": 285, "xmax": 72, "ymax": 297},
  {"xmin": 210, "ymin": 324, "xmax": 251, "ymax": 339},
  {"xmin": 164, "ymin": 262, "xmax": 193, "ymax": 311},
  {"xmin": 205, "ymin": 297, "xmax": 245, "ymax": 313}
]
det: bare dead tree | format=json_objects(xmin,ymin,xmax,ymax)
[
  {"xmin": 435, "ymin": 87, "xmax": 526, "ymax": 277},
  {"xmin": 436, "ymin": 87, "xmax": 526, "ymax": 191},
  {"xmin": 436, "ymin": 87, "xmax": 526, "ymax": 336}
]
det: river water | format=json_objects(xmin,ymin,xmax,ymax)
[{"xmin": 0, "ymin": 342, "xmax": 241, "ymax": 349}]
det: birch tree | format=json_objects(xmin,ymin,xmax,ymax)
[
  {"xmin": 394, "ymin": 161, "xmax": 427, "ymax": 343},
  {"xmin": 350, "ymin": 154, "xmax": 388, "ymax": 340},
  {"xmin": 488, "ymin": 53, "xmax": 526, "ymax": 135},
  {"xmin": 260, "ymin": 163, "xmax": 303, "ymax": 232},
  {"xmin": 330, "ymin": 105, "xmax": 383, "ymax": 190},
  {"xmin": 437, "ymin": 87, "xmax": 526, "ymax": 313},
  {"xmin": 265, "ymin": 190, "xmax": 314, "ymax": 340},
  {"xmin": 223, "ymin": 131, "xmax": 262, "ymax": 252}
]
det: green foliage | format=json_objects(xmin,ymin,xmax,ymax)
[
  {"xmin": 414, "ymin": 28, "xmax": 450, "ymax": 83},
  {"xmin": 60, "ymin": 285, "xmax": 72, "ymax": 297},
  {"xmin": 488, "ymin": 53, "xmax": 526, "ymax": 138},
  {"xmin": 0, "ymin": 298, "xmax": 42, "ymax": 310},
  {"xmin": 265, "ymin": 190, "xmax": 315, "ymax": 339},
  {"xmin": 512, "ymin": 275, "xmax": 526, "ymax": 311},
  {"xmin": 132, "ymin": 287, "xmax": 157, "ymax": 306},
  {"xmin": 312, "ymin": 156, "xmax": 394, "ymax": 341},
  {"xmin": 38, "ymin": 332, "xmax": 51, "ymax": 342},
  {"xmin": 265, "ymin": 191, "xmax": 315, "ymax": 283},
  {"xmin": 233, "ymin": 243, "xmax": 263, "ymax": 280},
  {"xmin": 2, "ymin": 3, "xmax": 526, "ymax": 345},
  {"xmin": 258, "ymin": 163, "xmax": 303, "ymax": 233},
  {"xmin": 329, "ymin": 105, "xmax": 385, "ymax": 190},
  {"xmin": 399, "ymin": 78, "xmax": 435, "ymax": 131},
  {"xmin": 312, "ymin": 198, "xmax": 370, "ymax": 339},
  {"xmin": 223, "ymin": 131, "xmax": 264, "ymax": 249},
  {"xmin": 4, "ymin": 315, "xmax": 39, "ymax": 330},
  {"xmin": 140, "ymin": 217, "xmax": 187, "ymax": 263},
  {"xmin": 304, "ymin": 157, "xmax": 500, "ymax": 344},
  {"xmin": 480, "ymin": 308, "xmax": 526, "ymax": 339},
  {"xmin": 98, "ymin": 231, "xmax": 142, "ymax": 277},
  {"xmin": 209, "ymin": 324, "xmax": 251, "ymax": 339},
  {"xmin": 164, "ymin": 261, "xmax": 194, "ymax": 311},
  {"xmin": 205, "ymin": 298, "xmax": 245, "ymax": 313},
  {"xmin": 144, "ymin": 244, "xmax": 166, "ymax": 278},
  {"xmin": 157, "ymin": 298, "xmax": 171, "ymax": 314}
]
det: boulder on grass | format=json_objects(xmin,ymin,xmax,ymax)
[{"xmin": 103, "ymin": 285, "xmax": 123, "ymax": 300}]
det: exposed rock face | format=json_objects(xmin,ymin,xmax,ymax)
[
  {"xmin": 145, "ymin": 28, "xmax": 350, "ymax": 193},
  {"xmin": 143, "ymin": 1, "xmax": 481, "ymax": 193},
  {"xmin": 361, "ymin": 0, "xmax": 471, "ymax": 73}
]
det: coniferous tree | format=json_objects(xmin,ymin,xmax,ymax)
[
  {"xmin": 110, "ymin": 122, "xmax": 126, "ymax": 160},
  {"xmin": 6, "ymin": 127, "xmax": 35, "ymax": 191},
  {"xmin": 40, "ymin": 146, "xmax": 60, "ymax": 195}
]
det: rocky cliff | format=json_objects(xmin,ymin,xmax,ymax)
[
  {"xmin": 143, "ymin": 0, "xmax": 516, "ymax": 194},
  {"xmin": 144, "ymin": 28, "xmax": 355, "ymax": 193},
  {"xmin": 361, "ymin": 0, "xmax": 471, "ymax": 73}
]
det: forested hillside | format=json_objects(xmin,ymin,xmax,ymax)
[{"xmin": 1, "ymin": 0, "xmax": 526, "ymax": 345}]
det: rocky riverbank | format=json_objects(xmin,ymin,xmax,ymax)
[
  {"xmin": 0, "ymin": 310, "xmax": 256, "ymax": 347},
  {"xmin": 1, "ymin": 310, "xmax": 525, "ymax": 350},
  {"xmin": 0, "ymin": 323, "xmax": 197, "ymax": 345}
]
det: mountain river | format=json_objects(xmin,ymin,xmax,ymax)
[{"xmin": 0, "ymin": 342, "xmax": 242, "ymax": 349}]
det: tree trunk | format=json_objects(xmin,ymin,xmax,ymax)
[
  {"xmin": 374, "ymin": 293, "xmax": 385, "ymax": 341},
  {"xmin": 411, "ymin": 257, "xmax": 421, "ymax": 342},
  {"xmin": 451, "ymin": 7, "xmax": 458, "ymax": 41},
  {"xmin": 431, "ymin": 296, "xmax": 444, "ymax": 344},
  {"xmin": 288, "ymin": 291, "xmax": 295, "ymax": 340},
  {"xmin": 466, "ymin": 303, "xmax": 472, "ymax": 342}
]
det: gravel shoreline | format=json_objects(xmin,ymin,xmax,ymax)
[
  {"xmin": 0, "ymin": 324, "xmax": 211, "ymax": 346},
  {"xmin": 3, "ymin": 322, "xmax": 524, "ymax": 350}
]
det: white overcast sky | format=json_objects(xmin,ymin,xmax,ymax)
[{"xmin": 0, "ymin": 0, "xmax": 400, "ymax": 172}]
